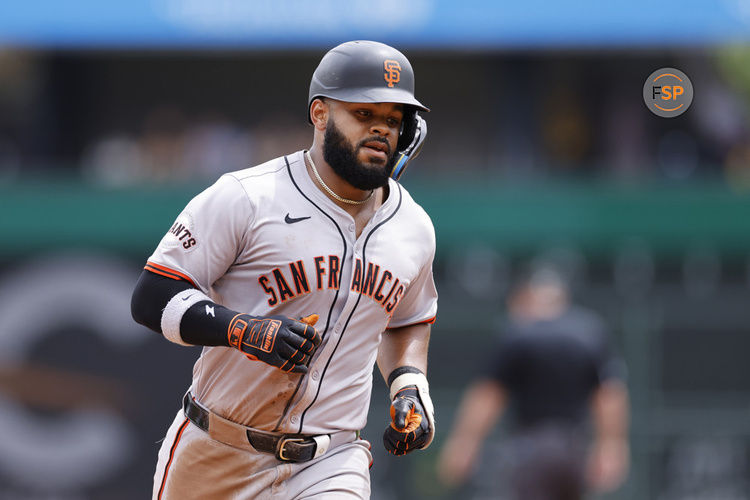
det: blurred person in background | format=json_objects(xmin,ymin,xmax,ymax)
[{"xmin": 437, "ymin": 266, "xmax": 629, "ymax": 500}]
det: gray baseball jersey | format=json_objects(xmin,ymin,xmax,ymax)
[{"xmin": 147, "ymin": 150, "xmax": 437, "ymax": 435}]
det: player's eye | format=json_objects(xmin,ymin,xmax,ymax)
[
  {"xmin": 387, "ymin": 117, "xmax": 401, "ymax": 128},
  {"xmin": 356, "ymin": 109, "xmax": 371, "ymax": 118}
]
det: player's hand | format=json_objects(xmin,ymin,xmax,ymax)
[
  {"xmin": 382, "ymin": 385, "xmax": 431, "ymax": 455},
  {"xmin": 227, "ymin": 313, "xmax": 321, "ymax": 374}
]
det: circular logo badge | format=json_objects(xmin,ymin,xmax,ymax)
[{"xmin": 643, "ymin": 68, "xmax": 693, "ymax": 118}]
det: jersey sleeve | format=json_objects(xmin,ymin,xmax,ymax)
[
  {"xmin": 387, "ymin": 243, "xmax": 438, "ymax": 328},
  {"xmin": 146, "ymin": 174, "xmax": 252, "ymax": 292}
]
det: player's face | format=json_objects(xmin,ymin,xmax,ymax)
[{"xmin": 323, "ymin": 101, "xmax": 404, "ymax": 190}]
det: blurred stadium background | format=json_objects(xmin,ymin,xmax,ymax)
[{"xmin": 2, "ymin": 1, "xmax": 750, "ymax": 498}]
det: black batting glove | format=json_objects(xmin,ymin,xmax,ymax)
[
  {"xmin": 227, "ymin": 313, "xmax": 321, "ymax": 374},
  {"xmin": 383, "ymin": 385, "xmax": 431, "ymax": 455}
]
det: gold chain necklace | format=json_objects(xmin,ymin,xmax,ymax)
[{"xmin": 305, "ymin": 150, "xmax": 374, "ymax": 206}]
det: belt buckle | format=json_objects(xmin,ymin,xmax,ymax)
[{"xmin": 276, "ymin": 437, "xmax": 307, "ymax": 461}]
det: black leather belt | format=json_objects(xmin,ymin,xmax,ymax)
[{"xmin": 182, "ymin": 393, "xmax": 325, "ymax": 463}]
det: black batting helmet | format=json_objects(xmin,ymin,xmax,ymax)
[{"xmin": 308, "ymin": 40, "xmax": 429, "ymax": 123}]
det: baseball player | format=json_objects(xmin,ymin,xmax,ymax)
[{"xmin": 131, "ymin": 40, "xmax": 437, "ymax": 499}]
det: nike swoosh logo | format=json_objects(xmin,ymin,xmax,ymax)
[
  {"xmin": 285, "ymin": 214, "xmax": 311, "ymax": 224},
  {"xmin": 182, "ymin": 293, "xmax": 195, "ymax": 301}
]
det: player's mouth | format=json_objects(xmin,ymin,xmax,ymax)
[{"xmin": 361, "ymin": 140, "xmax": 390, "ymax": 161}]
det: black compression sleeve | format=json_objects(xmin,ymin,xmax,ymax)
[
  {"xmin": 131, "ymin": 269, "xmax": 193, "ymax": 333},
  {"xmin": 131, "ymin": 269, "xmax": 240, "ymax": 346}
]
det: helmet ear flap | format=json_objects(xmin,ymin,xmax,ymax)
[
  {"xmin": 397, "ymin": 108, "xmax": 417, "ymax": 152},
  {"xmin": 391, "ymin": 112, "xmax": 427, "ymax": 181}
]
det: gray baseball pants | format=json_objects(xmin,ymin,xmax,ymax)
[{"xmin": 153, "ymin": 410, "xmax": 372, "ymax": 499}]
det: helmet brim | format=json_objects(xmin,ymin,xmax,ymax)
[{"xmin": 311, "ymin": 87, "xmax": 429, "ymax": 113}]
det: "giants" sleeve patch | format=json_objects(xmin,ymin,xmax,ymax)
[{"xmin": 160, "ymin": 212, "xmax": 198, "ymax": 251}]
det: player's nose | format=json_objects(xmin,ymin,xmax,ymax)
[{"xmin": 368, "ymin": 118, "xmax": 394, "ymax": 137}]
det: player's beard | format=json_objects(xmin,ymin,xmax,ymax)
[{"xmin": 323, "ymin": 117, "xmax": 396, "ymax": 191}]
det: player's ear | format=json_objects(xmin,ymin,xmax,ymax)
[{"xmin": 310, "ymin": 98, "xmax": 329, "ymax": 131}]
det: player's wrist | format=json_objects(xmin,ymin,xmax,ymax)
[
  {"xmin": 386, "ymin": 365, "xmax": 423, "ymax": 388},
  {"xmin": 387, "ymin": 366, "xmax": 426, "ymax": 401},
  {"xmin": 180, "ymin": 300, "xmax": 238, "ymax": 346},
  {"xmin": 161, "ymin": 289, "xmax": 213, "ymax": 346}
]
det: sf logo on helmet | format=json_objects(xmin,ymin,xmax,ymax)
[{"xmin": 384, "ymin": 60, "xmax": 401, "ymax": 88}]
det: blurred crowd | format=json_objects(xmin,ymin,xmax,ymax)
[
  {"xmin": 1, "ymin": 48, "xmax": 750, "ymax": 187},
  {"xmin": 80, "ymin": 107, "xmax": 310, "ymax": 186}
]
